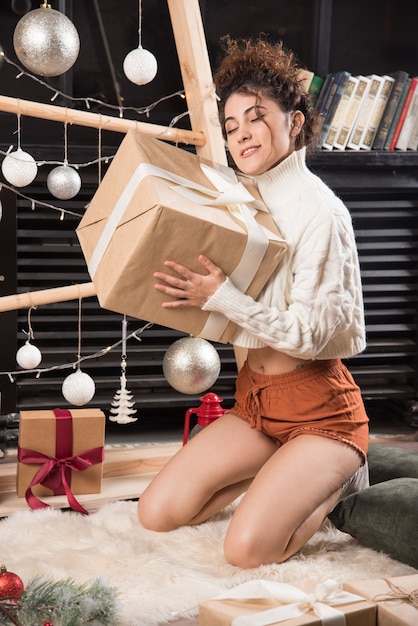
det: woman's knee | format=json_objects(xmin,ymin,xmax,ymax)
[
  {"xmin": 224, "ymin": 526, "xmax": 286, "ymax": 568},
  {"xmin": 137, "ymin": 493, "xmax": 178, "ymax": 532}
]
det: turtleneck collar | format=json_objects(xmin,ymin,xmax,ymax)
[{"xmin": 249, "ymin": 146, "xmax": 311, "ymax": 201}]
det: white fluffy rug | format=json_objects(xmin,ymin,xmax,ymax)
[{"xmin": 0, "ymin": 500, "xmax": 415, "ymax": 625}]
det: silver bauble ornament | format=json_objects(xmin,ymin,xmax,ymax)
[
  {"xmin": 123, "ymin": 46, "xmax": 158, "ymax": 85},
  {"xmin": 62, "ymin": 369, "xmax": 95, "ymax": 406},
  {"xmin": 2, "ymin": 148, "xmax": 38, "ymax": 187},
  {"xmin": 13, "ymin": 7, "xmax": 80, "ymax": 77},
  {"xmin": 16, "ymin": 341, "xmax": 42, "ymax": 369},
  {"xmin": 163, "ymin": 337, "xmax": 221, "ymax": 395},
  {"xmin": 47, "ymin": 164, "xmax": 81, "ymax": 200}
]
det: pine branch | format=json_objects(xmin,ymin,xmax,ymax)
[
  {"xmin": 0, "ymin": 577, "xmax": 120, "ymax": 626},
  {"xmin": 0, "ymin": 601, "xmax": 21, "ymax": 626}
]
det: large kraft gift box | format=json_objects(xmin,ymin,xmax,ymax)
[
  {"xmin": 344, "ymin": 576, "xmax": 418, "ymax": 626},
  {"xmin": 17, "ymin": 409, "xmax": 105, "ymax": 510},
  {"xmin": 198, "ymin": 579, "xmax": 376, "ymax": 625},
  {"xmin": 76, "ymin": 131, "xmax": 287, "ymax": 343}
]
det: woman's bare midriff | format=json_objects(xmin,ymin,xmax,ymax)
[{"xmin": 246, "ymin": 345, "xmax": 312, "ymax": 375}]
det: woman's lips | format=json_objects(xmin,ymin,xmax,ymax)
[{"xmin": 241, "ymin": 146, "xmax": 260, "ymax": 158}]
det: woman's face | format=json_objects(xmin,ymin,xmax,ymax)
[{"xmin": 223, "ymin": 92, "xmax": 303, "ymax": 176}]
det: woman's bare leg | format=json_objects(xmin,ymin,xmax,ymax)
[
  {"xmin": 224, "ymin": 434, "xmax": 362, "ymax": 568},
  {"xmin": 138, "ymin": 412, "xmax": 278, "ymax": 531}
]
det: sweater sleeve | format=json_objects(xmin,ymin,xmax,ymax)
[{"xmin": 202, "ymin": 204, "xmax": 362, "ymax": 359}]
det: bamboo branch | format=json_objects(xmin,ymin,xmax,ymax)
[
  {"xmin": 0, "ymin": 94, "xmax": 206, "ymax": 146},
  {"xmin": 0, "ymin": 282, "xmax": 97, "ymax": 313}
]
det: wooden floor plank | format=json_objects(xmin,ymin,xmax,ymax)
[{"xmin": 0, "ymin": 443, "xmax": 181, "ymax": 517}]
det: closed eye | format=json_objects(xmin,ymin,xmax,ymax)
[{"xmin": 225, "ymin": 115, "xmax": 265, "ymax": 135}]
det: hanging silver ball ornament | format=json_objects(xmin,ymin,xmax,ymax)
[
  {"xmin": 163, "ymin": 337, "xmax": 221, "ymax": 395},
  {"xmin": 47, "ymin": 164, "xmax": 81, "ymax": 200},
  {"xmin": 1, "ymin": 148, "xmax": 38, "ymax": 187},
  {"xmin": 123, "ymin": 46, "xmax": 158, "ymax": 85},
  {"xmin": 16, "ymin": 341, "xmax": 42, "ymax": 369},
  {"xmin": 62, "ymin": 369, "xmax": 95, "ymax": 406},
  {"xmin": 13, "ymin": 7, "xmax": 80, "ymax": 77}
]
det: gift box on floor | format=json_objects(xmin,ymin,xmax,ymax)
[
  {"xmin": 198, "ymin": 579, "xmax": 376, "ymax": 625},
  {"xmin": 344, "ymin": 576, "xmax": 418, "ymax": 626},
  {"xmin": 77, "ymin": 131, "xmax": 287, "ymax": 343},
  {"xmin": 17, "ymin": 408, "xmax": 105, "ymax": 513}
]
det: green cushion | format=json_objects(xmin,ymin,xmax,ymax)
[
  {"xmin": 367, "ymin": 443, "xmax": 418, "ymax": 484},
  {"xmin": 328, "ymin": 477, "xmax": 418, "ymax": 569}
]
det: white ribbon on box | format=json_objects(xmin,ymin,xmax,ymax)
[
  {"xmin": 88, "ymin": 161, "xmax": 283, "ymax": 341},
  {"xmin": 211, "ymin": 579, "xmax": 365, "ymax": 626}
]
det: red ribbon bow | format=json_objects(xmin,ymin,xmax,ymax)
[{"xmin": 18, "ymin": 408, "xmax": 104, "ymax": 515}]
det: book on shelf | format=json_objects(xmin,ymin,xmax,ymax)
[
  {"xmin": 319, "ymin": 71, "xmax": 351, "ymax": 144},
  {"xmin": 298, "ymin": 68, "xmax": 314, "ymax": 93},
  {"xmin": 372, "ymin": 70, "xmax": 409, "ymax": 150},
  {"xmin": 322, "ymin": 75, "xmax": 358, "ymax": 150},
  {"xmin": 314, "ymin": 72, "xmax": 338, "ymax": 133},
  {"xmin": 346, "ymin": 74, "xmax": 384, "ymax": 150},
  {"xmin": 406, "ymin": 111, "xmax": 418, "ymax": 150},
  {"xmin": 389, "ymin": 77, "xmax": 418, "ymax": 150},
  {"xmin": 297, "ymin": 70, "xmax": 324, "ymax": 106},
  {"xmin": 309, "ymin": 75, "xmax": 324, "ymax": 106},
  {"xmin": 333, "ymin": 75, "xmax": 371, "ymax": 150},
  {"xmin": 384, "ymin": 78, "xmax": 412, "ymax": 150},
  {"xmin": 394, "ymin": 78, "xmax": 418, "ymax": 150},
  {"xmin": 314, "ymin": 72, "xmax": 333, "ymax": 112},
  {"xmin": 359, "ymin": 75, "xmax": 395, "ymax": 150}
]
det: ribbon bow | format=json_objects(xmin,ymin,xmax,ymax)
[
  {"xmin": 18, "ymin": 446, "xmax": 104, "ymax": 515},
  {"xmin": 213, "ymin": 579, "xmax": 365, "ymax": 625},
  {"xmin": 374, "ymin": 578, "xmax": 418, "ymax": 608}
]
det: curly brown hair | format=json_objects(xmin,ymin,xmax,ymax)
[{"xmin": 213, "ymin": 36, "xmax": 321, "ymax": 149}]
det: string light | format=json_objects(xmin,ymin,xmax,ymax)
[
  {"xmin": 0, "ymin": 180, "xmax": 84, "ymax": 218},
  {"xmin": 0, "ymin": 51, "xmax": 185, "ymax": 117},
  {"xmin": 0, "ymin": 321, "xmax": 153, "ymax": 380}
]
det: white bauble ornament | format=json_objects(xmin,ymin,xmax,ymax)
[
  {"xmin": 62, "ymin": 369, "xmax": 95, "ymax": 406},
  {"xmin": 123, "ymin": 46, "xmax": 157, "ymax": 85},
  {"xmin": 13, "ymin": 7, "xmax": 80, "ymax": 77},
  {"xmin": 16, "ymin": 341, "xmax": 42, "ymax": 369},
  {"xmin": 163, "ymin": 337, "xmax": 221, "ymax": 395},
  {"xmin": 2, "ymin": 148, "xmax": 37, "ymax": 187},
  {"xmin": 47, "ymin": 164, "xmax": 81, "ymax": 200}
]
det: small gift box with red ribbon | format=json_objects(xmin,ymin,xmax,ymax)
[
  {"xmin": 344, "ymin": 576, "xmax": 418, "ymax": 626},
  {"xmin": 198, "ymin": 579, "xmax": 376, "ymax": 625},
  {"xmin": 17, "ymin": 408, "xmax": 105, "ymax": 514}
]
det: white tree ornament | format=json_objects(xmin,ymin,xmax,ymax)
[
  {"xmin": 109, "ymin": 317, "xmax": 138, "ymax": 424},
  {"xmin": 109, "ymin": 362, "xmax": 138, "ymax": 424}
]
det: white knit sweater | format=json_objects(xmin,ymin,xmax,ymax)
[{"xmin": 202, "ymin": 147, "xmax": 366, "ymax": 360}]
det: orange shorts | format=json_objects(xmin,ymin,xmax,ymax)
[{"xmin": 230, "ymin": 359, "xmax": 369, "ymax": 464}]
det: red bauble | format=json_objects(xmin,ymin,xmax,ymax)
[{"xmin": 0, "ymin": 564, "xmax": 24, "ymax": 602}]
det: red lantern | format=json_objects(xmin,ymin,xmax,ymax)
[{"xmin": 183, "ymin": 392, "xmax": 226, "ymax": 444}]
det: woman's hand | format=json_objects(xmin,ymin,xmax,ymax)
[{"xmin": 153, "ymin": 254, "xmax": 226, "ymax": 308}]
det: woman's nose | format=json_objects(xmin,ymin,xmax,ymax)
[{"xmin": 236, "ymin": 124, "xmax": 251, "ymax": 142}]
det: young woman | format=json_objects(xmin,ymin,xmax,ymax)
[{"xmin": 138, "ymin": 37, "xmax": 369, "ymax": 568}]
